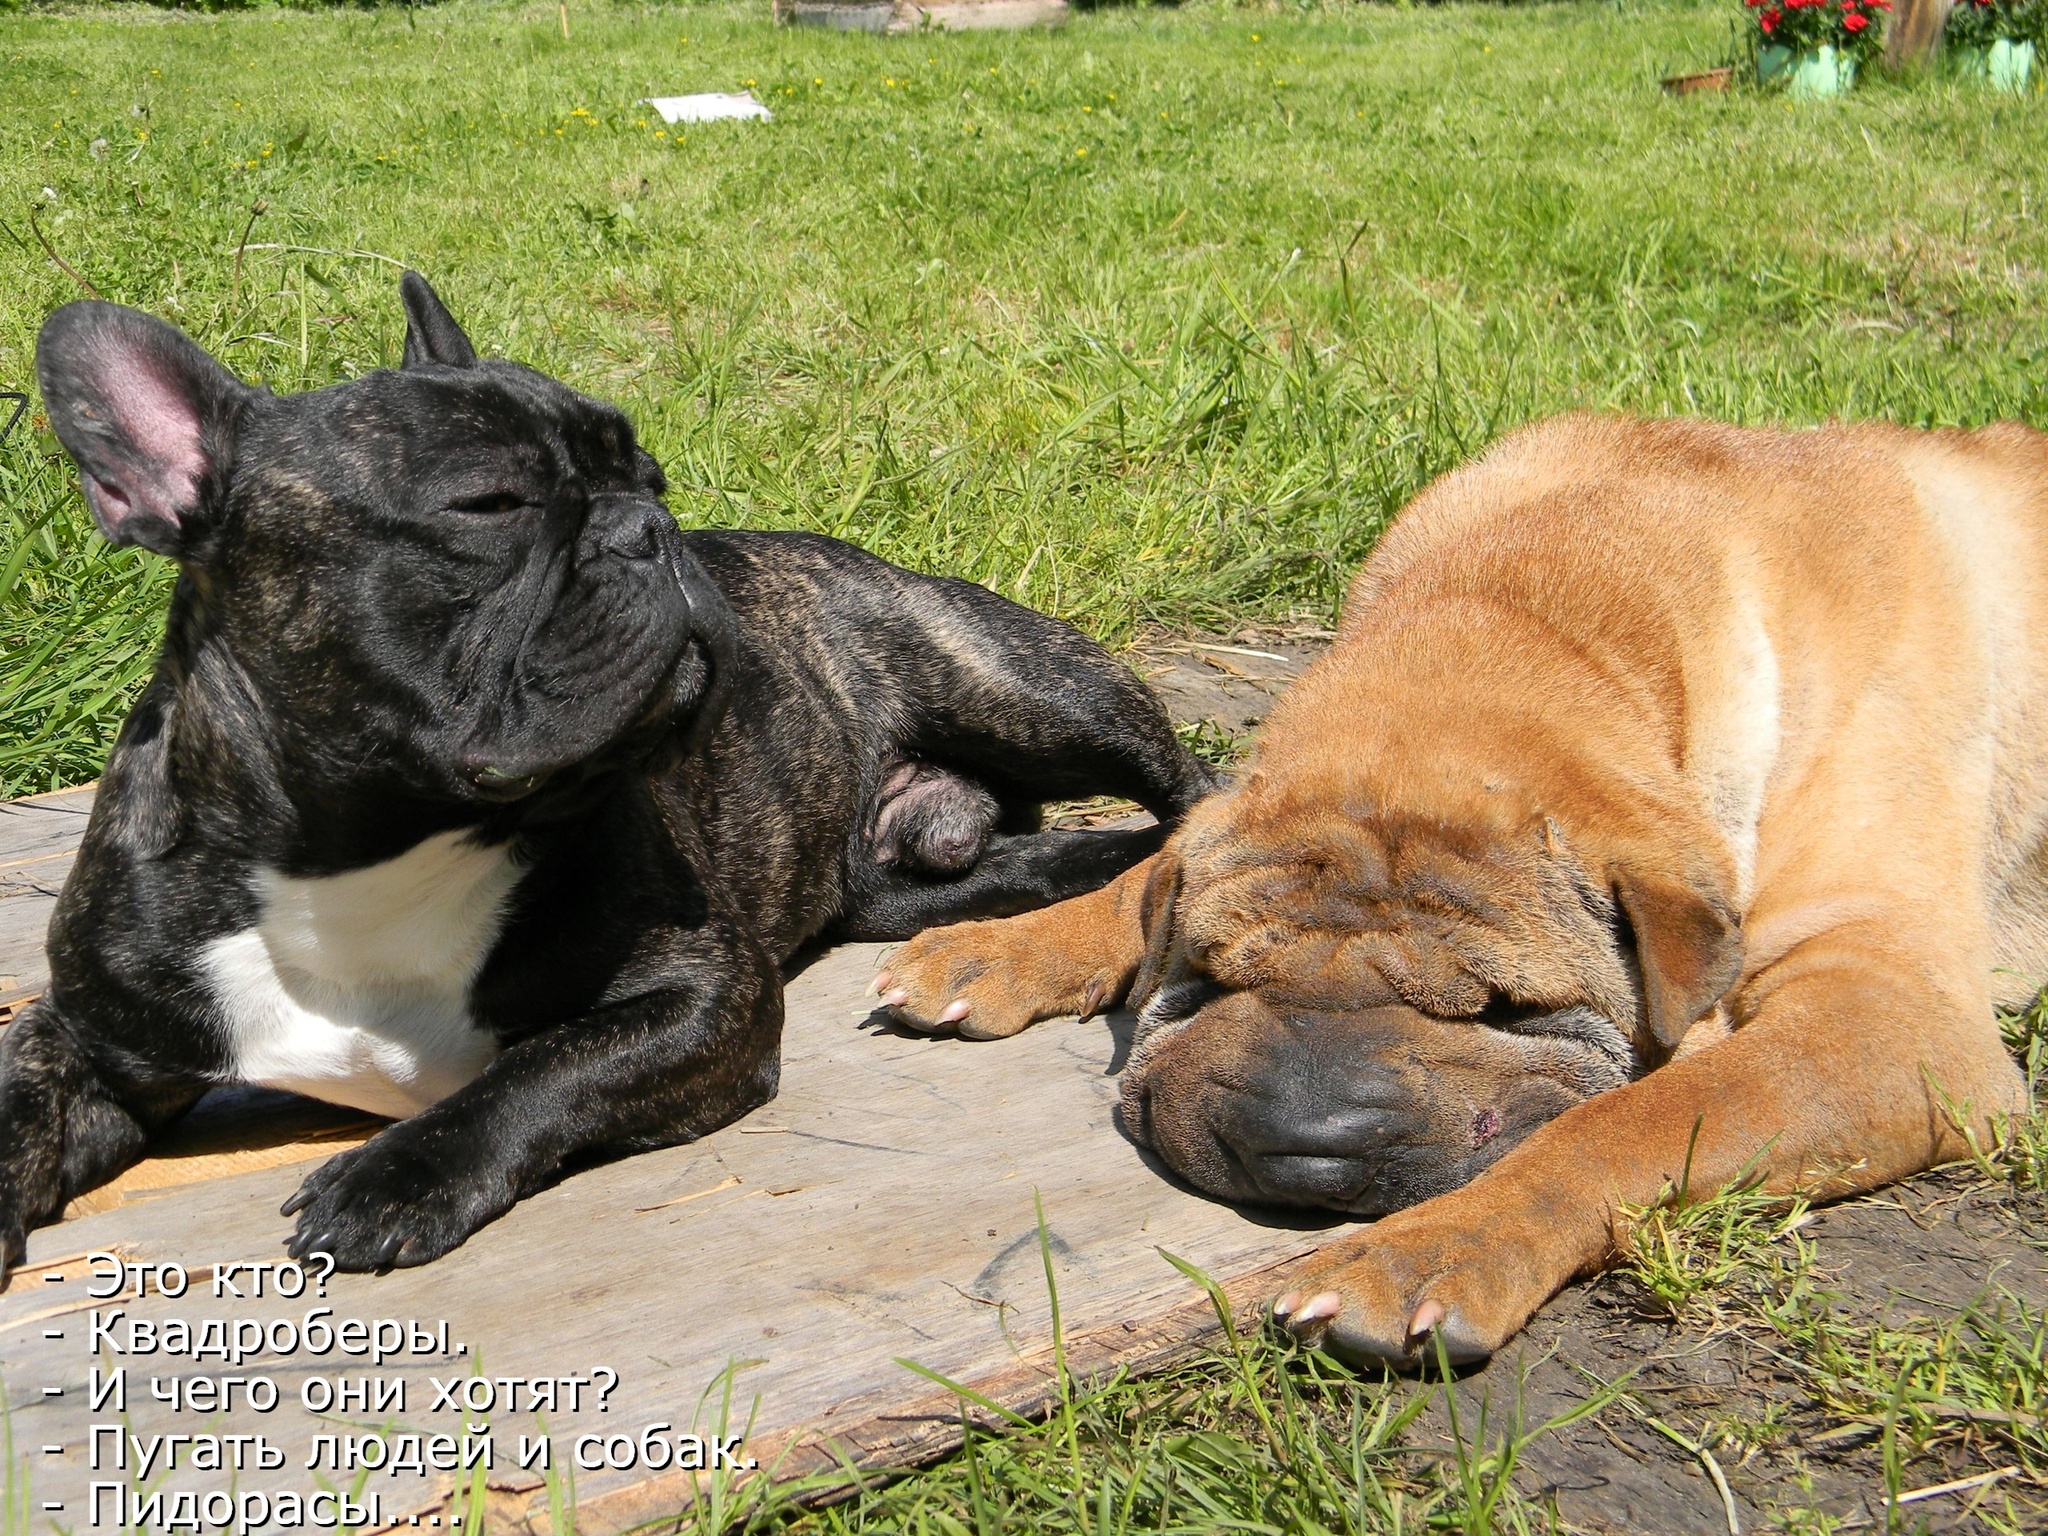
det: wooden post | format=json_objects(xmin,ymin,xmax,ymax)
[{"xmin": 1886, "ymin": 0, "xmax": 1953, "ymax": 66}]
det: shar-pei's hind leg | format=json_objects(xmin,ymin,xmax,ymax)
[{"xmin": 1270, "ymin": 912, "xmax": 2028, "ymax": 1367}]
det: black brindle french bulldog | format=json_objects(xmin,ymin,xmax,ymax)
[{"xmin": 0, "ymin": 275, "xmax": 1216, "ymax": 1279}]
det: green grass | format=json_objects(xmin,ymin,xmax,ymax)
[{"xmin": 4, "ymin": 0, "xmax": 2048, "ymax": 791}]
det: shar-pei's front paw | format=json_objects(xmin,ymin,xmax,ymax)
[
  {"xmin": 1271, "ymin": 1194, "xmax": 1578, "ymax": 1369},
  {"xmin": 874, "ymin": 919, "xmax": 1121, "ymax": 1042},
  {"xmin": 282, "ymin": 1121, "xmax": 514, "ymax": 1272}
]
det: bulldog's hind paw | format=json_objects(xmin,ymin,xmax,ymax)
[
  {"xmin": 282, "ymin": 1131, "xmax": 513, "ymax": 1273},
  {"xmin": 874, "ymin": 921, "xmax": 1116, "ymax": 1042}
]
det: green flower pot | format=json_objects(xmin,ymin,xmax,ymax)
[
  {"xmin": 1759, "ymin": 43, "xmax": 1859, "ymax": 98},
  {"xmin": 1953, "ymin": 38, "xmax": 2037, "ymax": 92}
]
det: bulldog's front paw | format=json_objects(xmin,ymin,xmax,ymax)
[
  {"xmin": 1270, "ymin": 1203, "xmax": 1561, "ymax": 1369},
  {"xmin": 281, "ymin": 1130, "xmax": 512, "ymax": 1272},
  {"xmin": 874, "ymin": 921, "xmax": 1115, "ymax": 1041}
]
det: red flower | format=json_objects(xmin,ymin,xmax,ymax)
[
  {"xmin": 1843, "ymin": 11, "xmax": 1869, "ymax": 27},
  {"xmin": 1761, "ymin": 9, "xmax": 1781, "ymax": 32}
]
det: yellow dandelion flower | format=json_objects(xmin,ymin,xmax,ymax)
[{"xmin": 1075, "ymin": 146, "xmax": 1087, "ymax": 156}]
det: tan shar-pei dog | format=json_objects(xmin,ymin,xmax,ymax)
[{"xmin": 875, "ymin": 413, "xmax": 2038, "ymax": 1366}]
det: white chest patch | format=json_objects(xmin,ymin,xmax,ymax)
[{"xmin": 202, "ymin": 831, "xmax": 523, "ymax": 1120}]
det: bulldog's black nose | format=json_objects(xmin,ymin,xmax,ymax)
[{"xmin": 596, "ymin": 497, "xmax": 677, "ymax": 561}]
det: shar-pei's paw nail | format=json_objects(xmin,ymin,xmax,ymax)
[
  {"xmin": 873, "ymin": 926, "xmax": 1044, "ymax": 1040},
  {"xmin": 1269, "ymin": 1231, "xmax": 1525, "ymax": 1370}
]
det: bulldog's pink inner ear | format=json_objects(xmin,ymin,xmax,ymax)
[
  {"xmin": 106, "ymin": 367, "xmax": 208, "ymax": 508},
  {"xmin": 79, "ymin": 362, "xmax": 210, "ymax": 548}
]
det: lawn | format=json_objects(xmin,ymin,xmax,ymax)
[
  {"xmin": 1, "ymin": 1, "xmax": 2045, "ymax": 1529},
  {"xmin": 3, "ymin": 0, "xmax": 2048, "ymax": 791}
]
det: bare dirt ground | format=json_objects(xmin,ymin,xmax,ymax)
[{"xmin": 1127, "ymin": 630, "xmax": 2048, "ymax": 1536}]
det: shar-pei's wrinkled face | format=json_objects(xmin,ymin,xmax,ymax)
[{"xmin": 1117, "ymin": 772, "xmax": 1741, "ymax": 1216}]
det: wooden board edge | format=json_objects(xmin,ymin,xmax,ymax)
[
  {"xmin": 8, "ymin": 781, "xmax": 97, "ymax": 805},
  {"xmin": 443, "ymin": 1244, "xmax": 1325, "ymax": 1536}
]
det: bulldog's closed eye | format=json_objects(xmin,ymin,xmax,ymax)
[{"xmin": 445, "ymin": 490, "xmax": 529, "ymax": 515}]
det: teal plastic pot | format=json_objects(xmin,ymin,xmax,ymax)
[
  {"xmin": 1954, "ymin": 38, "xmax": 2037, "ymax": 92},
  {"xmin": 1759, "ymin": 43, "xmax": 1859, "ymax": 98}
]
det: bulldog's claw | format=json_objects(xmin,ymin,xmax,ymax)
[
  {"xmin": 938, "ymin": 999, "xmax": 971, "ymax": 1025},
  {"xmin": 282, "ymin": 1132, "xmax": 509, "ymax": 1273},
  {"xmin": 871, "ymin": 970, "xmax": 894, "ymax": 995}
]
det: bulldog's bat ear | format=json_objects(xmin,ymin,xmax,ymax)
[
  {"xmin": 1129, "ymin": 851, "xmax": 1185, "ymax": 1012},
  {"xmin": 35, "ymin": 301, "xmax": 252, "ymax": 559},
  {"xmin": 399, "ymin": 272, "xmax": 478, "ymax": 369},
  {"xmin": 1614, "ymin": 868, "xmax": 1742, "ymax": 1054}
]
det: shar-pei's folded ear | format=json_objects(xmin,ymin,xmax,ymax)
[
  {"xmin": 1612, "ymin": 864, "xmax": 1743, "ymax": 1054},
  {"xmin": 1129, "ymin": 851, "xmax": 1184, "ymax": 1014}
]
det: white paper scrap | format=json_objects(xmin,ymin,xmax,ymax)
[{"xmin": 642, "ymin": 93, "xmax": 773, "ymax": 125}]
